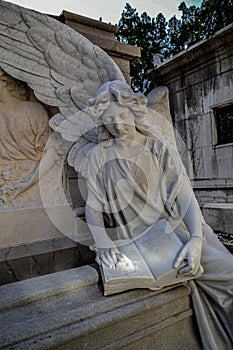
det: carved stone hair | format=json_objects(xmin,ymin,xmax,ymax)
[
  {"xmin": 87, "ymin": 80, "xmax": 148, "ymax": 125},
  {"xmin": 0, "ymin": 68, "xmax": 27, "ymax": 100},
  {"xmin": 86, "ymin": 80, "xmax": 156, "ymax": 142}
]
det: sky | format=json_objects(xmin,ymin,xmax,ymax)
[{"xmin": 6, "ymin": 0, "xmax": 202, "ymax": 24}]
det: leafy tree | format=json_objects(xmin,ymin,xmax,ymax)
[
  {"xmin": 117, "ymin": 4, "xmax": 167, "ymax": 92},
  {"xmin": 178, "ymin": 2, "xmax": 202, "ymax": 48},
  {"xmin": 117, "ymin": 1, "xmax": 233, "ymax": 93},
  {"xmin": 200, "ymin": 0, "xmax": 233, "ymax": 37},
  {"xmin": 166, "ymin": 15, "xmax": 182, "ymax": 55}
]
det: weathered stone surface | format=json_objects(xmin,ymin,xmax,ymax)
[
  {"xmin": 202, "ymin": 203, "xmax": 233, "ymax": 235},
  {"xmin": 0, "ymin": 206, "xmax": 95, "ymax": 285},
  {"xmin": 0, "ymin": 265, "xmax": 201, "ymax": 350},
  {"xmin": 148, "ymin": 23, "xmax": 233, "ymax": 234},
  {"xmin": 0, "ymin": 207, "xmax": 63, "ymax": 247}
]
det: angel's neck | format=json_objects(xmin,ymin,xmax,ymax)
[{"xmin": 112, "ymin": 134, "xmax": 147, "ymax": 157}]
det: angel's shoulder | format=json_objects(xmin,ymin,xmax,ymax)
[
  {"xmin": 147, "ymin": 136, "xmax": 178, "ymax": 160},
  {"xmin": 147, "ymin": 136, "xmax": 164, "ymax": 154}
]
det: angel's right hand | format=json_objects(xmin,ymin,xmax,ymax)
[
  {"xmin": 0, "ymin": 180, "xmax": 28, "ymax": 204},
  {"xmin": 97, "ymin": 247, "xmax": 125, "ymax": 269},
  {"xmin": 0, "ymin": 183, "xmax": 16, "ymax": 203}
]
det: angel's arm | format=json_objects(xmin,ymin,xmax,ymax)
[
  {"xmin": 173, "ymin": 179, "xmax": 203, "ymax": 275},
  {"xmin": 85, "ymin": 203, "xmax": 126, "ymax": 268}
]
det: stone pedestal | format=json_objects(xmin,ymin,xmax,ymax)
[{"xmin": 0, "ymin": 265, "xmax": 202, "ymax": 350}]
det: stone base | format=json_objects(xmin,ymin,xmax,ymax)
[{"xmin": 0, "ymin": 265, "xmax": 202, "ymax": 350}]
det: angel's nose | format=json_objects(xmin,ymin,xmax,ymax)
[{"xmin": 114, "ymin": 123, "xmax": 123, "ymax": 131}]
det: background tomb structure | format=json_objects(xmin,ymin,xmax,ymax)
[{"xmin": 148, "ymin": 23, "xmax": 233, "ymax": 252}]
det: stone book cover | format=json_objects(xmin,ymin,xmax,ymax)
[{"xmin": 100, "ymin": 220, "xmax": 203, "ymax": 296}]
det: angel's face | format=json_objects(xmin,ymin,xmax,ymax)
[{"xmin": 101, "ymin": 103, "xmax": 136, "ymax": 140}]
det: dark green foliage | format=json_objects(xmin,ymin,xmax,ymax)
[
  {"xmin": 200, "ymin": 0, "xmax": 233, "ymax": 37},
  {"xmin": 117, "ymin": 0, "xmax": 233, "ymax": 93},
  {"xmin": 117, "ymin": 4, "xmax": 167, "ymax": 92}
]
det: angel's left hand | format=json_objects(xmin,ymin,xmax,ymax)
[{"xmin": 173, "ymin": 236, "xmax": 203, "ymax": 276}]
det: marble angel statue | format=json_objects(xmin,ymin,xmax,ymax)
[{"xmin": 0, "ymin": 1, "xmax": 232, "ymax": 349}]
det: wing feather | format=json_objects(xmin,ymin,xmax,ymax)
[
  {"xmin": 68, "ymin": 137, "xmax": 90, "ymax": 167},
  {"xmin": 22, "ymin": 7, "xmax": 62, "ymax": 33}
]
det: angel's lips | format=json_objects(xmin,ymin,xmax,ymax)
[{"xmin": 115, "ymin": 131, "xmax": 126, "ymax": 136}]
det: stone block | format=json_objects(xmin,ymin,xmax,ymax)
[
  {"xmin": 112, "ymin": 57, "xmax": 131, "ymax": 85},
  {"xmin": 202, "ymin": 202, "xmax": 233, "ymax": 234},
  {"xmin": 0, "ymin": 236, "xmax": 81, "ymax": 285},
  {"xmin": 202, "ymin": 146, "xmax": 233, "ymax": 179},
  {"xmin": 0, "ymin": 265, "xmax": 201, "ymax": 350}
]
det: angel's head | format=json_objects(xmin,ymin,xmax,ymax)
[
  {"xmin": 87, "ymin": 80, "xmax": 153, "ymax": 141},
  {"xmin": 0, "ymin": 68, "xmax": 27, "ymax": 101}
]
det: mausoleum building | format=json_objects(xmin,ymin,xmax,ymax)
[{"xmin": 148, "ymin": 23, "xmax": 233, "ymax": 239}]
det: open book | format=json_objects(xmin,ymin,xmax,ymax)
[{"xmin": 99, "ymin": 220, "xmax": 203, "ymax": 296}]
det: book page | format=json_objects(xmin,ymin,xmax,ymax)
[{"xmin": 135, "ymin": 220, "xmax": 184, "ymax": 281}]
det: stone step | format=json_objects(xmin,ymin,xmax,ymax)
[
  {"xmin": 0, "ymin": 265, "xmax": 202, "ymax": 350},
  {"xmin": 0, "ymin": 265, "xmax": 98, "ymax": 312}
]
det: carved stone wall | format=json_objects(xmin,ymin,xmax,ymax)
[{"xmin": 148, "ymin": 23, "xmax": 233, "ymax": 236}]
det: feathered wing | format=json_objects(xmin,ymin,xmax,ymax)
[
  {"xmin": 146, "ymin": 86, "xmax": 177, "ymax": 147},
  {"xmin": 0, "ymin": 0, "xmax": 125, "ymax": 146}
]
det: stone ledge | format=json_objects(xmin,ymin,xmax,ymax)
[
  {"xmin": 202, "ymin": 203, "xmax": 233, "ymax": 235},
  {"xmin": 0, "ymin": 236, "xmax": 77, "ymax": 262},
  {"xmin": 192, "ymin": 178, "xmax": 233, "ymax": 189},
  {"xmin": 0, "ymin": 266, "xmax": 201, "ymax": 350},
  {"xmin": 202, "ymin": 202, "xmax": 233, "ymax": 209},
  {"xmin": 61, "ymin": 10, "xmax": 119, "ymax": 34},
  {"xmin": 0, "ymin": 205, "xmax": 94, "ymax": 285},
  {"xmin": 0, "ymin": 265, "xmax": 98, "ymax": 312}
]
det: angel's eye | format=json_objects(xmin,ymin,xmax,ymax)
[
  {"xmin": 120, "ymin": 113, "xmax": 126, "ymax": 119},
  {"xmin": 103, "ymin": 116, "xmax": 113, "ymax": 124}
]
